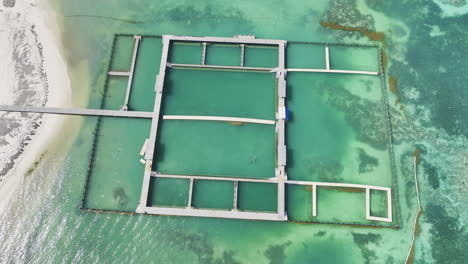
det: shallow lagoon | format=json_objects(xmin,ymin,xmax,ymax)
[{"xmin": 0, "ymin": 0, "xmax": 467, "ymax": 263}]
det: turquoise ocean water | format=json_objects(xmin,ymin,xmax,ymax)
[{"xmin": 0, "ymin": 0, "xmax": 467, "ymax": 263}]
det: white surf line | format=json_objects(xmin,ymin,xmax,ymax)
[
  {"xmin": 162, "ymin": 115, "xmax": 276, "ymax": 125},
  {"xmin": 405, "ymin": 155, "xmax": 422, "ymax": 264},
  {"xmin": 287, "ymin": 68, "xmax": 379, "ymax": 75}
]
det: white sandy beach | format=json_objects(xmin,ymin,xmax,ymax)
[{"xmin": 0, "ymin": 0, "xmax": 73, "ymax": 212}]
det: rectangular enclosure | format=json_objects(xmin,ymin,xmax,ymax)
[
  {"xmin": 136, "ymin": 35, "xmax": 287, "ymax": 221},
  {"xmin": 154, "ymin": 120, "xmax": 276, "ymax": 178},
  {"xmin": 75, "ymin": 34, "xmax": 397, "ymax": 226}
]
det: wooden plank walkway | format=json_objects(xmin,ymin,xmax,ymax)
[{"xmin": 0, "ymin": 105, "xmax": 153, "ymax": 118}]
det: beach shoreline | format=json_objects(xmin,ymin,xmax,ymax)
[{"xmin": 0, "ymin": 0, "xmax": 73, "ymax": 213}]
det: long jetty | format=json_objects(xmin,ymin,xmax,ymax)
[{"xmin": 0, "ymin": 105, "xmax": 153, "ymax": 118}]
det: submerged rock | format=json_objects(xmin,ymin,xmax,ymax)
[
  {"xmin": 113, "ymin": 187, "xmax": 128, "ymax": 208},
  {"xmin": 358, "ymin": 148, "xmax": 379, "ymax": 173}
]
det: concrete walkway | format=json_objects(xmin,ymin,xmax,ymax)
[
  {"xmin": 287, "ymin": 68, "xmax": 379, "ymax": 75},
  {"xmin": 168, "ymin": 63, "xmax": 273, "ymax": 72},
  {"xmin": 0, "ymin": 105, "xmax": 153, "ymax": 118},
  {"xmin": 162, "ymin": 115, "xmax": 275, "ymax": 125}
]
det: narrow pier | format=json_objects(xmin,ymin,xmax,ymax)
[
  {"xmin": 233, "ymin": 181, "xmax": 239, "ymax": 211},
  {"xmin": 325, "ymin": 46, "xmax": 330, "ymax": 70},
  {"xmin": 0, "ymin": 105, "xmax": 153, "ymax": 118},
  {"xmin": 240, "ymin": 44, "xmax": 245, "ymax": 67},
  {"xmin": 165, "ymin": 35, "xmax": 284, "ymax": 46},
  {"xmin": 121, "ymin": 36, "xmax": 141, "ymax": 111},
  {"xmin": 287, "ymin": 68, "xmax": 379, "ymax": 75},
  {"xmin": 151, "ymin": 172, "xmax": 276, "ymax": 183},
  {"xmin": 187, "ymin": 178, "xmax": 194, "ymax": 208},
  {"xmin": 275, "ymin": 40, "xmax": 287, "ymax": 220},
  {"xmin": 141, "ymin": 206, "xmax": 284, "ymax": 221},
  {"xmin": 162, "ymin": 115, "xmax": 275, "ymax": 125},
  {"xmin": 312, "ymin": 184, "xmax": 317, "ymax": 216},
  {"xmin": 201, "ymin": 42, "xmax": 207, "ymax": 65},
  {"xmin": 108, "ymin": 71, "xmax": 130, "ymax": 77},
  {"xmin": 168, "ymin": 63, "xmax": 273, "ymax": 72}
]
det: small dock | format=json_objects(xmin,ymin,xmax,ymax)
[{"xmin": 0, "ymin": 105, "xmax": 153, "ymax": 118}]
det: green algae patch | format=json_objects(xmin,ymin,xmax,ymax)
[
  {"xmin": 25, "ymin": 151, "xmax": 48, "ymax": 177},
  {"xmin": 358, "ymin": 148, "xmax": 379, "ymax": 173},
  {"xmin": 413, "ymin": 149, "xmax": 420, "ymax": 164},
  {"xmin": 388, "ymin": 76, "xmax": 402, "ymax": 105},
  {"xmin": 352, "ymin": 233, "xmax": 381, "ymax": 264},
  {"xmin": 264, "ymin": 241, "xmax": 292, "ymax": 264},
  {"xmin": 320, "ymin": 22, "xmax": 385, "ymax": 42},
  {"xmin": 405, "ymin": 208, "xmax": 423, "ymax": 264},
  {"xmin": 388, "ymin": 76, "xmax": 398, "ymax": 94},
  {"xmin": 226, "ymin": 121, "xmax": 244, "ymax": 126},
  {"xmin": 306, "ymin": 185, "xmax": 365, "ymax": 193}
]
